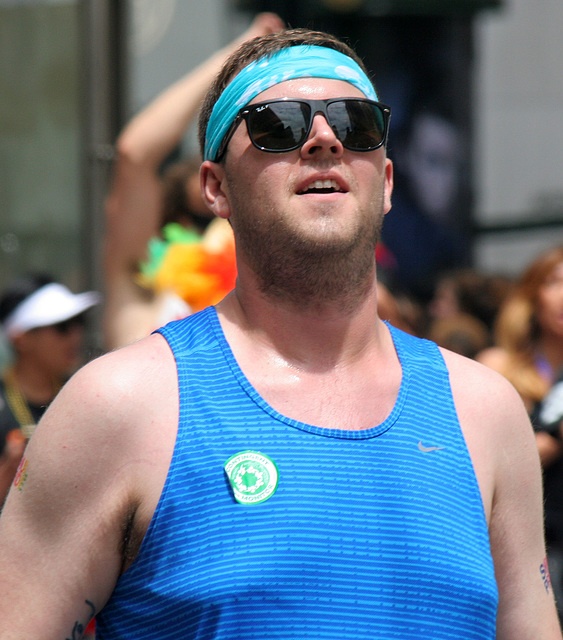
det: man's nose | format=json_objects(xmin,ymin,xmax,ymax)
[{"xmin": 300, "ymin": 112, "xmax": 344, "ymax": 158}]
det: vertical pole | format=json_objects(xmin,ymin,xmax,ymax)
[{"xmin": 78, "ymin": 0, "xmax": 127, "ymax": 354}]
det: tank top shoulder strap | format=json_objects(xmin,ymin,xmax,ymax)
[
  {"xmin": 155, "ymin": 307, "xmax": 217, "ymax": 358},
  {"xmin": 386, "ymin": 321, "xmax": 448, "ymax": 377}
]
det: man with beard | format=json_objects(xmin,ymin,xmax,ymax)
[{"xmin": 0, "ymin": 29, "xmax": 560, "ymax": 640}]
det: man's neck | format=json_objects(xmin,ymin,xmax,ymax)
[{"xmin": 218, "ymin": 280, "xmax": 386, "ymax": 369}]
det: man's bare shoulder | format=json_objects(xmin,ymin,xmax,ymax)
[
  {"xmin": 26, "ymin": 331, "xmax": 179, "ymax": 500},
  {"xmin": 64, "ymin": 332, "xmax": 176, "ymax": 419},
  {"xmin": 440, "ymin": 346, "xmax": 525, "ymax": 418}
]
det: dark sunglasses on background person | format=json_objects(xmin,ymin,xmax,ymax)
[
  {"xmin": 216, "ymin": 97, "xmax": 391, "ymax": 161},
  {"xmin": 40, "ymin": 313, "xmax": 87, "ymax": 335}
]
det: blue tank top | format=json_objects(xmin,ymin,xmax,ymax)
[{"xmin": 96, "ymin": 306, "xmax": 498, "ymax": 639}]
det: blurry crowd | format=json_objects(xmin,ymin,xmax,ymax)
[{"xmin": 1, "ymin": 10, "xmax": 563, "ymax": 627}]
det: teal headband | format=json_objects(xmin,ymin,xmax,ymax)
[{"xmin": 204, "ymin": 44, "xmax": 378, "ymax": 162}]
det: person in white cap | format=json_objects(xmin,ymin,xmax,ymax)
[{"xmin": 0, "ymin": 273, "xmax": 100, "ymax": 503}]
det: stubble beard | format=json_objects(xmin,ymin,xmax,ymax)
[{"xmin": 230, "ymin": 191, "xmax": 385, "ymax": 313}]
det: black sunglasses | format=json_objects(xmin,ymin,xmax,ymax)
[{"xmin": 216, "ymin": 97, "xmax": 391, "ymax": 161}]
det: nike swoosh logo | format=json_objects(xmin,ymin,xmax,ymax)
[{"xmin": 418, "ymin": 441, "xmax": 445, "ymax": 453}]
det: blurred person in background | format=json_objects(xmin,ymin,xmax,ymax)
[
  {"xmin": 429, "ymin": 269, "xmax": 512, "ymax": 338},
  {"xmin": 427, "ymin": 313, "xmax": 490, "ymax": 360},
  {"xmin": 477, "ymin": 246, "xmax": 563, "ymax": 417},
  {"xmin": 0, "ymin": 273, "xmax": 100, "ymax": 503},
  {"xmin": 103, "ymin": 12, "xmax": 284, "ymax": 351},
  {"xmin": 427, "ymin": 268, "xmax": 513, "ymax": 359},
  {"xmin": 380, "ymin": 102, "xmax": 468, "ymax": 303}
]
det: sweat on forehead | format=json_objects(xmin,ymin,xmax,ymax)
[{"xmin": 203, "ymin": 44, "xmax": 378, "ymax": 162}]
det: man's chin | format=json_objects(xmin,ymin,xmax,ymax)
[{"xmin": 287, "ymin": 223, "xmax": 369, "ymax": 256}]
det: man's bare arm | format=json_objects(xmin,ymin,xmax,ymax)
[
  {"xmin": 489, "ymin": 396, "xmax": 561, "ymax": 639},
  {"xmin": 0, "ymin": 335, "xmax": 177, "ymax": 637},
  {"xmin": 446, "ymin": 351, "xmax": 562, "ymax": 639}
]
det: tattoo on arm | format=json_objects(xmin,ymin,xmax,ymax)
[
  {"xmin": 65, "ymin": 600, "xmax": 96, "ymax": 640},
  {"xmin": 13, "ymin": 456, "xmax": 29, "ymax": 491},
  {"xmin": 540, "ymin": 557, "xmax": 552, "ymax": 594}
]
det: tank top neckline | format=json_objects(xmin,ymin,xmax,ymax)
[{"xmin": 206, "ymin": 306, "xmax": 411, "ymax": 440}]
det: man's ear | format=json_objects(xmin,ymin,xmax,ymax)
[
  {"xmin": 383, "ymin": 158, "xmax": 394, "ymax": 215},
  {"xmin": 11, "ymin": 332, "xmax": 30, "ymax": 356},
  {"xmin": 200, "ymin": 161, "xmax": 231, "ymax": 220}
]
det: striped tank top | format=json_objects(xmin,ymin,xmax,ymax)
[{"xmin": 96, "ymin": 306, "xmax": 498, "ymax": 639}]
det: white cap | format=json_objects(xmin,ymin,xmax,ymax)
[{"xmin": 2, "ymin": 283, "xmax": 101, "ymax": 338}]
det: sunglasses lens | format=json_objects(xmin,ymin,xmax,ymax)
[
  {"xmin": 327, "ymin": 100, "xmax": 386, "ymax": 151},
  {"xmin": 247, "ymin": 101, "xmax": 310, "ymax": 151},
  {"xmin": 53, "ymin": 314, "xmax": 86, "ymax": 334}
]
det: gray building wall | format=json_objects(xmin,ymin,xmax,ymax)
[
  {"xmin": 473, "ymin": 0, "xmax": 563, "ymax": 274},
  {"xmin": 126, "ymin": 0, "xmax": 251, "ymax": 154}
]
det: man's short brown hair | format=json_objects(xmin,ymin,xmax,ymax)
[{"xmin": 197, "ymin": 28, "xmax": 376, "ymax": 159}]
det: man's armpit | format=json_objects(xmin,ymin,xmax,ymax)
[{"xmin": 120, "ymin": 499, "xmax": 143, "ymax": 574}]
